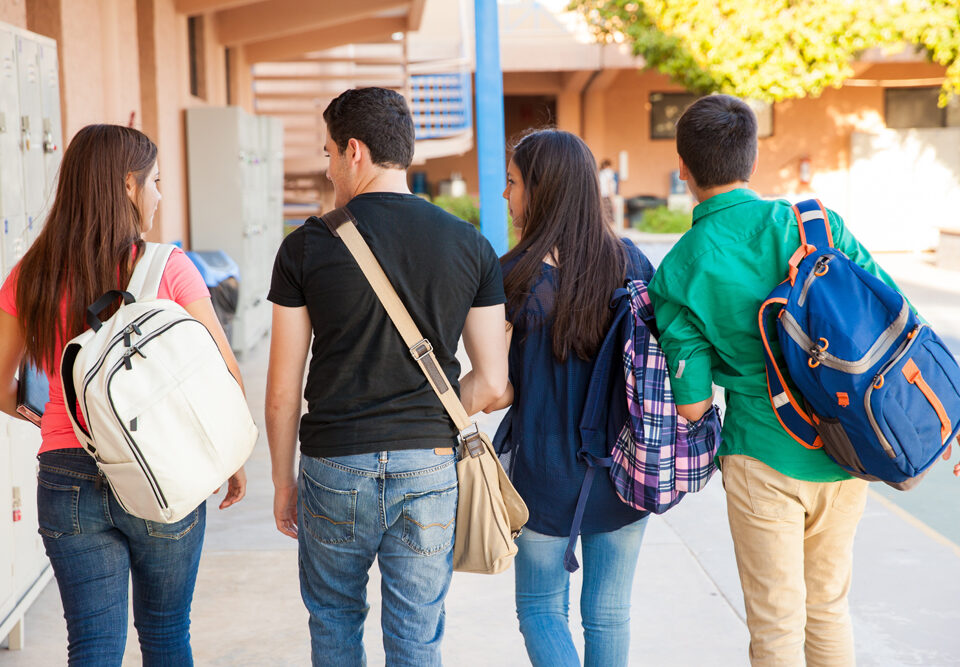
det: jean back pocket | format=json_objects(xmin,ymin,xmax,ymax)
[
  {"xmin": 300, "ymin": 470, "xmax": 358, "ymax": 545},
  {"xmin": 401, "ymin": 484, "xmax": 457, "ymax": 556}
]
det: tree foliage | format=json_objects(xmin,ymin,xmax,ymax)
[{"xmin": 569, "ymin": 0, "xmax": 960, "ymax": 105}]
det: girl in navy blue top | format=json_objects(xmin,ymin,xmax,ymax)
[{"xmin": 486, "ymin": 130, "xmax": 655, "ymax": 667}]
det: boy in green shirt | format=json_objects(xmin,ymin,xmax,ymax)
[{"xmin": 649, "ymin": 95, "xmax": 902, "ymax": 666}]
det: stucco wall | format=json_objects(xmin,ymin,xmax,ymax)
[
  {"xmin": 0, "ymin": 0, "xmax": 27, "ymax": 28},
  {"xmin": 419, "ymin": 63, "xmax": 950, "ymax": 224}
]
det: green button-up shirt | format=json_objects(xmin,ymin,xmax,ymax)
[{"xmin": 649, "ymin": 188, "xmax": 901, "ymax": 482}]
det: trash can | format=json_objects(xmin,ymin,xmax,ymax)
[
  {"xmin": 625, "ymin": 195, "xmax": 668, "ymax": 228},
  {"xmin": 186, "ymin": 250, "xmax": 240, "ymax": 344}
]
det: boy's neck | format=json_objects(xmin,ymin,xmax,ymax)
[{"xmin": 689, "ymin": 180, "xmax": 750, "ymax": 204}]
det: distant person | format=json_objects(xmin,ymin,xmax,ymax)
[
  {"xmin": 649, "ymin": 95, "xmax": 907, "ymax": 665},
  {"xmin": 264, "ymin": 87, "xmax": 508, "ymax": 666},
  {"xmin": 598, "ymin": 158, "xmax": 619, "ymax": 224},
  {"xmin": 0, "ymin": 124, "xmax": 246, "ymax": 665},
  {"xmin": 485, "ymin": 129, "xmax": 654, "ymax": 666}
]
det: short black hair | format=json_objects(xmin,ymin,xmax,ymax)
[
  {"xmin": 676, "ymin": 94, "xmax": 757, "ymax": 189},
  {"xmin": 322, "ymin": 87, "xmax": 415, "ymax": 169}
]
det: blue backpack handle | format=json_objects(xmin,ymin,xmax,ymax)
[{"xmin": 758, "ymin": 199, "xmax": 834, "ymax": 450}]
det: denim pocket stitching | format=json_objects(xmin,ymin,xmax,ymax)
[
  {"xmin": 400, "ymin": 483, "xmax": 457, "ymax": 556},
  {"xmin": 36, "ymin": 477, "xmax": 81, "ymax": 539},
  {"xmin": 145, "ymin": 509, "xmax": 200, "ymax": 540},
  {"xmin": 314, "ymin": 457, "xmax": 380, "ymax": 478},
  {"xmin": 37, "ymin": 464, "xmax": 100, "ymax": 483},
  {"xmin": 386, "ymin": 458, "xmax": 456, "ymax": 479},
  {"xmin": 300, "ymin": 470, "xmax": 358, "ymax": 545}
]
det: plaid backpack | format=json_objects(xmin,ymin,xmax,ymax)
[{"xmin": 565, "ymin": 279, "xmax": 721, "ymax": 572}]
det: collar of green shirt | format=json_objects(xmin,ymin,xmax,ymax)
[{"xmin": 691, "ymin": 188, "xmax": 760, "ymax": 226}]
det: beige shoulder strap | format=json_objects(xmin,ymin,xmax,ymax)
[{"xmin": 319, "ymin": 208, "xmax": 482, "ymax": 455}]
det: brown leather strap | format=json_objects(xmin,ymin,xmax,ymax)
[
  {"xmin": 319, "ymin": 207, "xmax": 475, "ymax": 438},
  {"xmin": 319, "ymin": 207, "xmax": 354, "ymax": 238}
]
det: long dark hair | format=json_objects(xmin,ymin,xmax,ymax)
[
  {"xmin": 16, "ymin": 124, "xmax": 157, "ymax": 372},
  {"xmin": 501, "ymin": 129, "xmax": 626, "ymax": 362}
]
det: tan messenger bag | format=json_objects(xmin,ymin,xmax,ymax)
[{"xmin": 319, "ymin": 207, "xmax": 528, "ymax": 574}]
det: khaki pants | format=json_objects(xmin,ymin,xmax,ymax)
[{"xmin": 721, "ymin": 455, "xmax": 868, "ymax": 667}]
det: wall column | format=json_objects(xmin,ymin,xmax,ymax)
[{"xmin": 582, "ymin": 68, "xmax": 619, "ymax": 163}]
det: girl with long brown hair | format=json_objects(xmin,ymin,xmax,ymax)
[
  {"xmin": 488, "ymin": 129, "xmax": 655, "ymax": 666},
  {"xmin": 0, "ymin": 124, "xmax": 246, "ymax": 665}
]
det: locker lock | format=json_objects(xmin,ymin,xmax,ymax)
[
  {"xmin": 12, "ymin": 487, "xmax": 21, "ymax": 522},
  {"xmin": 20, "ymin": 116, "xmax": 30, "ymax": 151},
  {"xmin": 43, "ymin": 118, "xmax": 57, "ymax": 154}
]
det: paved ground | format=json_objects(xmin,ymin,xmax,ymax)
[{"xmin": 2, "ymin": 248, "xmax": 960, "ymax": 666}]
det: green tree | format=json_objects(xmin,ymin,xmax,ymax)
[{"xmin": 570, "ymin": 0, "xmax": 960, "ymax": 105}]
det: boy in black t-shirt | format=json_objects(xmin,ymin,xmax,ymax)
[{"xmin": 265, "ymin": 87, "xmax": 508, "ymax": 666}]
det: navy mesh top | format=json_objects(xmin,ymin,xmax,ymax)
[{"xmin": 494, "ymin": 239, "xmax": 656, "ymax": 537}]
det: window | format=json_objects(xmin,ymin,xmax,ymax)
[
  {"xmin": 885, "ymin": 87, "xmax": 960, "ymax": 128},
  {"xmin": 746, "ymin": 99, "xmax": 774, "ymax": 138},
  {"xmin": 225, "ymin": 48, "xmax": 233, "ymax": 105},
  {"xmin": 650, "ymin": 93, "xmax": 774, "ymax": 139},
  {"xmin": 650, "ymin": 93, "xmax": 697, "ymax": 139},
  {"xmin": 188, "ymin": 16, "xmax": 206, "ymax": 100}
]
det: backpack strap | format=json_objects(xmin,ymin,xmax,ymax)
[
  {"xmin": 758, "ymin": 283, "xmax": 823, "ymax": 450},
  {"xmin": 787, "ymin": 200, "xmax": 832, "ymax": 285},
  {"xmin": 125, "ymin": 243, "xmax": 176, "ymax": 301}
]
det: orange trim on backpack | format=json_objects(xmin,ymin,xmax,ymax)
[
  {"xmin": 903, "ymin": 359, "xmax": 952, "ymax": 442},
  {"xmin": 837, "ymin": 392, "xmax": 850, "ymax": 407},
  {"xmin": 759, "ymin": 298, "xmax": 814, "ymax": 433}
]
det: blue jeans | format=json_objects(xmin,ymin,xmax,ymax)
[
  {"xmin": 37, "ymin": 449, "xmax": 205, "ymax": 666},
  {"xmin": 515, "ymin": 518, "xmax": 649, "ymax": 667},
  {"xmin": 297, "ymin": 448, "xmax": 458, "ymax": 667}
]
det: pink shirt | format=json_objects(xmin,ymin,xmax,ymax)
[{"xmin": 0, "ymin": 247, "xmax": 210, "ymax": 454}]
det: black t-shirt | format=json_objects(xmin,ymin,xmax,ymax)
[{"xmin": 268, "ymin": 192, "xmax": 505, "ymax": 458}]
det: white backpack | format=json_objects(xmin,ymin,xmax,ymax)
[{"xmin": 60, "ymin": 243, "xmax": 258, "ymax": 523}]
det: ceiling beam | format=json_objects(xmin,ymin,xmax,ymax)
[
  {"xmin": 174, "ymin": 0, "xmax": 262, "ymax": 13},
  {"xmin": 217, "ymin": 0, "xmax": 409, "ymax": 45},
  {"xmin": 244, "ymin": 17, "xmax": 407, "ymax": 63},
  {"xmin": 173, "ymin": 0, "xmax": 260, "ymax": 15},
  {"xmin": 407, "ymin": 0, "xmax": 426, "ymax": 30}
]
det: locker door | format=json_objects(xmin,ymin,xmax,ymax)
[
  {"xmin": 0, "ymin": 425, "xmax": 14, "ymax": 620},
  {"xmin": 2, "ymin": 214, "xmax": 26, "ymax": 276},
  {"xmin": 8, "ymin": 420, "xmax": 45, "ymax": 588},
  {"xmin": 36, "ymin": 38, "xmax": 61, "ymax": 238},
  {"xmin": 15, "ymin": 34, "xmax": 44, "ymax": 222},
  {"xmin": 0, "ymin": 28, "xmax": 23, "ymax": 226}
]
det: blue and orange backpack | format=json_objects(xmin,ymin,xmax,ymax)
[{"xmin": 759, "ymin": 199, "xmax": 960, "ymax": 489}]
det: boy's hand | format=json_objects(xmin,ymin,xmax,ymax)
[{"xmin": 274, "ymin": 483, "xmax": 299, "ymax": 539}]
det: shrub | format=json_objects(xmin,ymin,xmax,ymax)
[
  {"xmin": 636, "ymin": 206, "xmax": 692, "ymax": 234},
  {"xmin": 433, "ymin": 194, "xmax": 480, "ymax": 227}
]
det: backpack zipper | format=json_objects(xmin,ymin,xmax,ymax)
[
  {"xmin": 80, "ymin": 309, "xmax": 165, "ymax": 441},
  {"xmin": 863, "ymin": 325, "xmax": 924, "ymax": 460},
  {"xmin": 797, "ymin": 256, "xmax": 831, "ymax": 307},
  {"xmin": 98, "ymin": 317, "xmax": 197, "ymax": 511},
  {"xmin": 780, "ymin": 300, "xmax": 910, "ymax": 374}
]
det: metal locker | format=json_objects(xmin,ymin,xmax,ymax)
[
  {"xmin": 15, "ymin": 34, "xmax": 44, "ymax": 223},
  {"xmin": 0, "ymin": 27, "xmax": 23, "ymax": 224},
  {"xmin": 0, "ymin": 427, "xmax": 13, "ymax": 618},
  {"xmin": 1, "ymin": 215, "xmax": 24, "ymax": 277},
  {"xmin": 37, "ymin": 37, "xmax": 61, "ymax": 233},
  {"xmin": 8, "ymin": 420, "xmax": 45, "ymax": 589}
]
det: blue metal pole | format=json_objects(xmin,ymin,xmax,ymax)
[{"xmin": 474, "ymin": 0, "xmax": 508, "ymax": 255}]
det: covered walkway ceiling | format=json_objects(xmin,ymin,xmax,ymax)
[{"xmin": 174, "ymin": 0, "xmax": 430, "ymax": 173}]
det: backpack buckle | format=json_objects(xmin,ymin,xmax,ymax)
[
  {"xmin": 458, "ymin": 422, "xmax": 484, "ymax": 458},
  {"xmin": 409, "ymin": 339, "xmax": 433, "ymax": 361}
]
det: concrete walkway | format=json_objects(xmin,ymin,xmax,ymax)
[{"xmin": 3, "ymin": 251, "xmax": 960, "ymax": 665}]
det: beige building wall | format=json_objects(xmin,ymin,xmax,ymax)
[
  {"xmin": 419, "ymin": 62, "xmax": 952, "ymax": 220},
  {"xmin": 20, "ymin": 0, "xmax": 251, "ymax": 246},
  {"xmin": 0, "ymin": 1, "xmax": 27, "ymax": 28}
]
